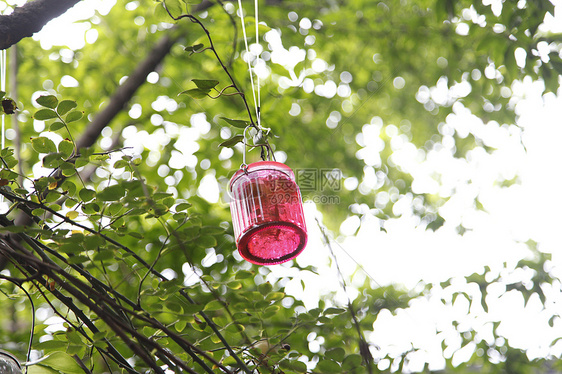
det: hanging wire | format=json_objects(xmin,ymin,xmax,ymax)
[
  {"xmin": 236, "ymin": 0, "xmax": 259, "ymax": 126},
  {"xmin": 0, "ymin": 48, "xmax": 6, "ymax": 207},
  {"xmin": 254, "ymin": 0, "xmax": 261, "ymax": 126},
  {"xmin": 236, "ymin": 0, "xmax": 268, "ymax": 167},
  {"xmin": 241, "ymin": 125, "xmax": 251, "ymax": 170},
  {"xmin": 1, "ymin": 48, "xmax": 6, "ymax": 150},
  {"xmin": 0, "ymin": 274, "xmax": 36, "ymax": 374}
]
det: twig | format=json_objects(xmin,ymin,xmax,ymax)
[
  {"xmin": 162, "ymin": 3, "xmax": 257, "ymax": 126},
  {"xmin": 316, "ymin": 218, "xmax": 374, "ymax": 374},
  {"xmin": 0, "ymin": 272, "xmax": 35, "ymax": 374}
]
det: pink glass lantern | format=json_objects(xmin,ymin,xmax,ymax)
[{"xmin": 229, "ymin": 161, "xmax": 307, "ymax": 265}]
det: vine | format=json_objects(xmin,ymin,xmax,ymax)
[{"xmin": 160, "ymin": 0, "xmax": 276, "ymax": 162}]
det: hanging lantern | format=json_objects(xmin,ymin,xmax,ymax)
[
  {"xmin": 0, "ymin": 350, "xmax": 22, "ymax": 374},
  {"xmin": 229, "ymin": 161, "xmax": 307, "ymax": 265}
]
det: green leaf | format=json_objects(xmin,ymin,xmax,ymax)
[
  {"xmin": 57, "ymin": 100, "xmax": 77, "ymax": 116},
  {"xmin": 153, "ymin": 191, "xmax": 173, "ymax": 200},
  {"xmin": 177, "ymin": 304, "xmax": 201, "ymax": 315},
  {"xmin": 92, "ymin": 331, "xmax": 107, "ymax": 342},
  {"xmin": 108, "ymin": 203, "xmax": 123, "ymax": 215},
  {"xmin": 50, "ymin": 121, "xmax": 66, "ymax": 131},
  {"xmin": 326, "ymin": 347, "xmax": 346, "ymax": 363},
  {"xmin": 219, "ymin": 135, "xmax": 244, "ymax": 148},
  {"xmin": 197, "ymin": 235, "xmax": 217, "ymax": 248},
  {"xmin": 113, "ymin": 160, "xmax": 128, "ymax": 169},
  {"xmin": 32, "ymin": 137, "xmax": 57, "ymax": 153},
  {"xmin": 84, "ymin": 235, "xmax": 105, "ymax": 250},
  {"xmin": 266, "ymin": 292, "xmax": 285, "ymax": 301},
  {"xmin": 263, "ymin": 305, "xmax": 280, "ymax": 318},
  {"xmin": 179, "ymin": 88, "xmax": 211, "ymax": 99},
  {"xmin": 164, "ymin": 0, "xmax": 182, "ymax": 17},
  {"xmin": 342, "ymin": 354, "xmax": 362, "ymax": 370},
  {"xmin": 96, "ymin": 184, "xmax": 125, "ymax": 201},
  {"xmin": 27, "ymin": 365, "xmax": 60, "ymax": 374},
  {"xmin": 200, "ymin": 226, "xmax": 225, "ymax": 235},
  {"xmin": 184, "ymin": 43, "xmax": 204, "ymax": 52},
  {"xmin": 35, "ymin": 340, "xmax": 67, "ymax": 351},
  {"xmin": 227, "ymin": 281, "xmax": 242, "ymax": 289},
  {"xmin": 34, "ymin": 108, "xmax": 58, "ymax": 120},
  {"xmin": 58, "ymin": 139, "xmax": 74, "ymax": 158},
  {"xmin": 176, "ymin": 202, "xmax": 192, "ymax": 211},
  {"xmin": 324, "ymin": 307, "xmax": 346, "ymax": 315},
  {"xmin": 33, "ymin": 351, "xmax": 85, "ymax": 374},
  {"xmin": 175, "ymin": 320, "xmax": 187, "ymax": 332},
  {"xmin": 0, "ymin": 226, "xmax": 26, "ymax": 233},
  {"xmin": 68, "ymin": 255, "xmax": 89, "ymax": 264},
  {"xmin": 75, "ymin": 156, "xmax": 89, "ymax": 168},
  {"xmin": 163, "ymin": 196, "xmax": 175, "ymax": 208},
  {"xmin": 66, "ymin": 345, "xmax": 84, "ymax": 355},
  {"xmin": 1, "ymin": 147, "xmax": 13, "ymax": 157},
  {"xmin": 65, "ymin": 111, "xmax": 83, "ymax": 123},
  {"xmin": 79, "ymin": 188, "xmax": 96, "ymax": 202},
  {"xmin": 235, "ymin": 270, "xmax": 254, "ymax": 279},
  {"xmin": 192, "ymin": 79, "xmax": 219, "ymax": 90},
  {"xmin": 203, "ymin": 300, "xmax": 224, "ymax": 311},
  {"xmin": 42, "ymin": 152, "xmax": 63, "ymax": 168},
  {"xmin": 128, "ymin": 232, "xmax": 143, "ymax": 239},
  {"xmin": 220, "ymin": 117, "xmax": 249, "ymax": 129},
  {"xmin": 61, "ymin": 164, "xmax": 76, "ymax": 177},
  {"xmin": 82, "ymin": 202, "xmax": 100, "ymax": 214},
  {"xmin": 66, "ymin": 211, "xmax": 79, "ymax": 220},
  {"xmin": 66, "ymin": 329, "xmax": 83, "ymax": 345},
  {"xmin": 36, "ymin": 95, "xmax": 58, "ymax": 109},
  {"xmin": 280, "ymin": 360, "xmax": 308, "ymax": 373},
  {"xmin": 45, "ymin": 191, "xmax": 62, "ymax": 203},
  {"xmin": 258, "ymin": 282, "xmax": 272, "ymax": 296},
  {"xmin": 0, "ymin": 170, "xmax": 18, "ymax": 180},
  {"xmin": 317, "ymin": 359, "xmax": 341, "ymax": 373}
]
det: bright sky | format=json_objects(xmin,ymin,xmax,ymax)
[{"xmin": 3, "ymin": 0, "xmax": 562, "ymax": 371}]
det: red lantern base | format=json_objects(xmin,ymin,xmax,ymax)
[{"xmin": 237, "ymin": 221, "xmax": 307, "ymax": 265}]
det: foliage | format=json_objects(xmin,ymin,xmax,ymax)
[{"xmin": 0, "ymin": 0, "xmax": 561, "ymax": 373}]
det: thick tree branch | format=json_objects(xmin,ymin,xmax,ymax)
[
  {"xmin": 75, "ymin": 30, "xmax": 180, "ymax": 151},
  {"xmin": 0, "ymin": 0, "xmax": 81, "ymax": 50},
  {"xmin": 10, "ymin": 30, "xmax": 181, "ymax": 232}
]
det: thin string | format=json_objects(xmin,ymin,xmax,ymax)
[
  {"xmin": 236, "ymin": 0, "xmax": 259, "ymax": 125},
  {"xmin": 1, "ymin": 49, "xmax": 6, "ymax": 150},
  {"xmin": 241, "ymin": 125, "xmax": 251, "ymax": 169},
  {"xmin": 316, "ymin": 218, "xmax": 374, "ymax": 372},
  {"xmin": 254, "ymin": 0, "xmax": 260, "ymax": 126}
]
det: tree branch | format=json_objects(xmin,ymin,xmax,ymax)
[
  {"xmin": 0, "ymin": 0, "xmax": 81, "ymax": 50},
  {"xmin": 75, "ymin": 30, "xmax": 180, "ymax": 151},
  {"xmin": 10, "ymin": 29, "xmax": 181, "ymax": 232}
]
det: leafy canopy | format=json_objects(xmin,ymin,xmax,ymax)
[{"xmin": 0, "ymin": 0, "xmax": 560, "ymax": 373}]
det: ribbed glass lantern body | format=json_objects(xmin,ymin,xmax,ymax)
[
  {"xmin": 0, "ymin": 351, "xmax": 22, "ymax": 374},
  {"xmin": 229, "ymin": 161, "xmax": 307, "ymax": 265}
]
